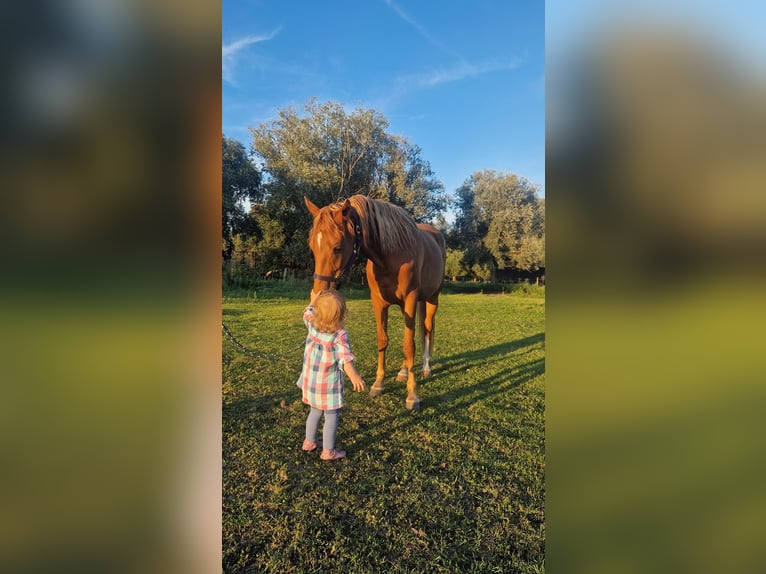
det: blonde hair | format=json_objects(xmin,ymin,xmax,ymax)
[{"xmin": 312, "ymin": 290, "xmax": 348, "ymax": 333}]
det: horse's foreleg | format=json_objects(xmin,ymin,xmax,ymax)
[
  {"xmin": 402, "ymin": 295, "xmax": 420, "ymax": 411},
  {"xmin": 369, "ymin": 305, "xmax": 389, "ymax": 398},
  {"xmin": 396, "ymin": 361, "xmax": 408, "ymax": 382}
]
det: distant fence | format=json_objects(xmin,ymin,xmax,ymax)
[{"xmin": 223, "ymin": 259, "xmax": 544, "ymax": 289}]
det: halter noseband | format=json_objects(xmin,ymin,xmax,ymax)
[{"xmin": 312, "ymin": 207, "xmax": 363, "ymax": 285}]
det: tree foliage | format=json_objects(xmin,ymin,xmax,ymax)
[
  {"xmin": 223, "ymin": 100, "xmax": 544, "ymax": 285},
  {"xmin": 445, "ymin": 248, "xmax": 468, "ymax": 281},
  {"xmin": 250, "ymin": 99, "xmax": 447, "ymax": 223},
  {"xmin": 222, "ymin": 135, "xmax": 261, "ymax": 256},
  {"xmin": 449, "ymin": 170, "xmax": 545, "ymax": 276}
]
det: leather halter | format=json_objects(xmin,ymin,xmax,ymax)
[{"xmin": 312, "ymin": 207, "xmax": 363, "ymax": 285}]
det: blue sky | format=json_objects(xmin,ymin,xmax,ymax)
[{"xmin": 222, "ymin": 1, "xmax": 545, "ymax": 199}]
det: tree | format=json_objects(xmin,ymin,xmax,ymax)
[
  {"xmin": 249, "ymin": 100, "xmax": 447, "ymax": 252},
  {"xmin": 222, "ymin": 135, "xmax": 262, "ymax": 257},
  {"xmin": 380, "ymin": 136, "xmax": 447, "ymax": 223},
  {"xmin": 450, "ymin": 170, "xmax": 545, "ymax": 277},
  {"xmin": 471, "ymin": 262, "xmax": 494, "ymax": 282},
  {"xmin": 448, "ymin": 179, "xmax": 493, "ymax": 277},
  {"xmin": 477, "ymin": 171, "xmax": 544, "ymax": 271},
  {"xmin": 444, "ymin": 248, "xmax": 468, "ymax": 281}
]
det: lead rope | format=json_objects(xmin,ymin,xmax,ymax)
[{"xmin": 222, "ymin": 322, "xmax": 305, "ymax": 359}]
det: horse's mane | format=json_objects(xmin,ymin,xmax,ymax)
[{"xmin": 347, "ymin": 195, "xmax": 418, "ymax": 257}]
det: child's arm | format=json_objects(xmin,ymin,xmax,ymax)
[
  {"xmin": 343, "ymin": 361, "xmax": 366, "ymax": 392},
  {"xmin": 303, "ymin": 291, "xmax": 320, "ymax": 325}
]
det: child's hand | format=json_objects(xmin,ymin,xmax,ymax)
[
  {"xmin": 350, "ymin": 376, "xmax": 365, "ymax": 392},
  {"xmin": 343, "ymin": 362, "xmax": 364, "ymax": 391}
]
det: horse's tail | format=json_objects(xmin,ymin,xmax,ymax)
[{"xmin": 417, "ymin": 298, "xmax": 426, "ymax": 356}]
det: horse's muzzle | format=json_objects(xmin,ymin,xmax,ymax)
[{"xmin": 312, "ymin": 273, "xmax": 341, "ymax": 290}]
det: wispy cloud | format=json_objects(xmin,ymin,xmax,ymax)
[
  {"xmin": 382, "ymin": 1, "xmax": 523, "ymax": 98},
  {"xmin": 384, "ymin": 0, "xmax": 463, "ymax": 61},
  {"xmin": 368, "ymin": 57, "xmax": 522, "ymax": 113},
  {"xmin": 222, "ymin": 28, "xmax": 281, "ymax": 84},
  {"xmin": 367, "ymin": 57, "xmax": 523, "ymax": 113},
  {"xmin": 398, "ymin": 58, "xmax": 523, "ymax": 89}
]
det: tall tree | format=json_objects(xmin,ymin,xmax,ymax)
[
  {"xmin": 448, "ymin": 178, "xmax": 493, "ymax": 274},
  {"xmin": 444, "ymin": 248, "xmax": 468, "ymax": 281},
  {"xmin": 250, "ymin": 99, "xmax": 447, "ymax": 225},
  {"xmin": 450, "ymin": 170, "xmax": 545, "ymax": 275},
  {"xmin": 382, "ymin": 137, "xmax": 446, "ymax": 223},
  {"xmin": 222, "ymin": 135, "xmax": 261, "ymax": 257}
]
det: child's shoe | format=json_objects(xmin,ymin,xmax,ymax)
[
  {"xmin": 302, "ymin": 439, "xmax": 319, "ymax": 451},
  {"xmin": 320, "ymin": 448, "xmax": 346, "ymax": 460}
]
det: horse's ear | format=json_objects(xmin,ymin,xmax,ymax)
[
  {"xmin": 332, "ymin": 199, "xmax": 351, "ymax": 225},
  {"xmin": 304, "ymin": 196, "xmax": 320, "ymax": 217}
]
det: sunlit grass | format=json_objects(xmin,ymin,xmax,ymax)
[{"xmin": 223, "ymin": 289, "xmax": 545, "ymax": 573}]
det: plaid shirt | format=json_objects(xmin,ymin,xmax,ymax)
[{"xmin": 296, "ymin": 306, "xmax": 355, "ymax": 410}]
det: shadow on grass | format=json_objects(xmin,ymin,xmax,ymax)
[
  {"xmin": 223, "ymin": 333, "xmax": 544, "ymax": 453},
  {"xmin": 349, "ymin": 333, "xmax": 545, "ymax": 451},
  {"xmin": 222, "ymin": 307, "xmax": 247, "ymax": 316},
  {"xmin": 432, "ymin": 332, "xmax": 545, "ymax": 377},
  {"xmin": 223, "ymin": 390, "xmax": 294, "ymax": 420}
]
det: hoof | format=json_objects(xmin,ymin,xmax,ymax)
[
  {"xmin": 422, "ymin": 368, "xmax": 431, "ymax": 378},
  {"xmin": 369, "ymin": 385, "xmax": 384, "ymax": 398},
  {"xmin": 405, "ymin": 398, "xmax": 421, "ymax": 411}
]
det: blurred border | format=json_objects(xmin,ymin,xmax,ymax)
[
  {"xmin": 547, "ymin": 2, "xmax": 766, "ymax": 573},
  {"xmin": 5, "ymin": 1, "xmax": 766, "ymax": 573},
  {"xmin": 1, "ymin": 1, "xmax": 221, "ymax": 573}
]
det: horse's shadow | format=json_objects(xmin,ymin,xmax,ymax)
[
  {"xmin": 429, "ymin": 332, "xmax": 544, "ymax": 380},
  {"xmin": 223, "ymin": 333, "xmax": 544, "ymax": 454},
  {"xmin": 349, "ymin": 332, "xmax": 545, "ymax": 451}
]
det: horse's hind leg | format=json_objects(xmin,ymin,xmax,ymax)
[
  {"xmin": 422, "ymin": 300, "xmax": 438, "ymax": 378},
  {"xmin": 396, "ymin": 361, "xmax": 408, "ymax": 382}
]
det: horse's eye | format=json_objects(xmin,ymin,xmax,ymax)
[{"xmin": 333, "ymin": 245, "xmax": 343, "ymax": 254}]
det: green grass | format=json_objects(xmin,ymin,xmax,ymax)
[{"xmin": 223, "ymin": 287, "xmax": 545, "ymax": 573}]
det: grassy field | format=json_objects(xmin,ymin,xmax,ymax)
[{"xmin": 223, "ymin": 284, "xmax": 545, "ymax": 573}]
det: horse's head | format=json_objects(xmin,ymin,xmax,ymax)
[{"xmin": 304, "ymin": 196, "xmax": 362, "ymax": 294}]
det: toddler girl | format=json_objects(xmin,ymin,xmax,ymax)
[{"xmin": 297, "ymin": 289, "xmax": 365, "ymax": 460}]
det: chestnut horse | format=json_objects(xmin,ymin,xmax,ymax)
[{"xmin": 304, "ymin": 195, "xmax": 446, "ymax": 410}]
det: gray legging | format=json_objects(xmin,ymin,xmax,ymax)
[{"xmin": 305, "ymin": 407, "xmax": 339, "ymax": 451}]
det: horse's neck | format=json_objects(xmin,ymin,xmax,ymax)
[
  {"xmin": 360, "ymin": 236, "xmax": 385, "ymax": 269},
  {"xmin": 359, "ymin": 218, "xmax": 386, "ymax": 269}
]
